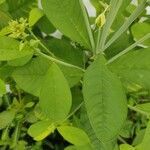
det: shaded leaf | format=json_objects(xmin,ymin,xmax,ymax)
[{"xmin": 42, "ymin": 0, "xmax": 91, "ymax": 49}]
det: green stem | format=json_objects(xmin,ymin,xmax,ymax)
[
  {"xmin": 65, "ymin": 102, "xmax": 84, "ymax": 121},
  {"xmin": 107, "ymin": 33, "xmax": 150, "ymax": 64},
  {"xmin": 118, "ymin": 136, "xmax": 127, "ymax": 144},
  {"xmin": 79, "ymin": 0, "xmax": 95, "ymax": 53},
  {"xmin": 128, "ymin": 105, "xmax": 149, "ymax": 117},
  {"xmin": 35, "ymin": 49, "xmax": 85, "ymax": 72},
  {"xmin": 28, "ymin": 29, "xmax": 55, "ymax": 57},
  {"xmin": 3, "ymin": 94, "xmax": 10, "ymax": 107},
  {"xmin": 103, "ymin": 0, "xmax": 147, "ymax": 51},
  {"xmin": 11, "ymin": 121, "xmax": 21, "ymax": 149},
  {"xmin": 96, "ymin": 29, "xmax": 101, "ymax": 54}
]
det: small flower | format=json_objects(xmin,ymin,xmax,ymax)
[{"xmin": 8, "ymin": 18, "xmax": 29, "ymax": 39}]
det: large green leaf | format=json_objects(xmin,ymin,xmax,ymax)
[
  {"xmin": 39, "ymin": 63, "xmax": 72, "ymax": 122},
  {"xmin": 83, "ymin": 55, "xmax": 127, "ymax": 142},
  {"xmin": 42, "ymin": 0, "xmax": 91, "ymax": 49},
  {"xmin": 0, "ymin": 36, "xmax": 33, "ymax": 61},
  {"xmin": 6, "ymin": 0, "xmax": 37, "ymax": 18},
  {"xmin": 80, "ymin": 107, "xmax": 117, "ymax": 150},
  {"xmin": 57, "ymin": 126, "xmax": 91, "ymax": 146},
  {"xmin": 109, "ymin": 48, "xmax": 150, "ymax": 91},
  {"xmin": 13, "ymin": 57, "xmax": 82, "ymax": 97}
]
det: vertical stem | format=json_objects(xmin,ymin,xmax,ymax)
[
  {"xmin": 79, "ymin": 0, "xmax": 95, "ymax": 53},
  {"xmin": 96, "ymin": 29, "xmax": 101, "ymax": 54}
]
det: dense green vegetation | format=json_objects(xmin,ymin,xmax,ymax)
[{"xmin": 0, "ymin": 0, "xmax": 150, "ymax": 149}]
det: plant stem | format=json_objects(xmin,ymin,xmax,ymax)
[
  {"xmin": 65, "ymin": 102, "xmax": 84, "ymax": 121},
  {"xmin": 79, "ymin": 0, "xmax": 95, "ymax": 53},
  {"xmin": 107, "ymin": 33, "xmax": 150, "ymax": 64},
  {"xmin": 96, "ymin": 29, "xmax": 101, "ymax": 54},
  {"xmin": 28, "ymin": 29, "xmax": 55, "ymax": 57},
  {"xmin": 118, "ymin": 136, "xmax": 127, "ymax": 144},
  {"xmin": 103, "ymin": 0, "xmax": 147, "ymax": 51},
  {"xmin": 98, "ymin": 0, "xmax": 123, "ymax": 51},
  {"xmin": 128, "ymin": 105, "xmax": 149, "ymax": 117},
  {"xmin": 35, "ymin": 49, "xmax": 85, "ymax": 72},
  {"xmin": 3, "ymin": 94, "xmax": 10, "ymax": 107},
  {"xmin": 11, "ymin": 121, "xmax": 21, "ymax": 149}
]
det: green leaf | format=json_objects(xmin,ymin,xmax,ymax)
[
  {"xmin": 37, "ymin": 16, "xmax": 56, "ymax": 34},
  {"xmin": 136, "ymin": 121, "xmax": 150, "ymax": 150},
  {"xmin": 29, "ymin": 8, "xmax": 44, "ymax": 27},
  {"xmin": 0, "ymin": 78, "xmax": 6, "ymax": 96},
  {"xmin": 83, "ymin": 55, "xmax": 127, "ymax": 142},
  {"xmin": 0, "ymin": 10, "xmax": 11, "ymax": 29},
  {"xmin": 28, "ymin": 121, "xmax": 55, "ymax": 141},
  {"xmin": 120, "ymin": 144, "xmax": 135, "ymax": 150},
  {"xmin": 13, "ymin": 57, "xmax": 82, "ymax": 97},
  {"xmin": 13, "ymin": 57, "xmax": 51, "ymax": 97},
  {"xmin": 6, "ymin": 0, "xmax": 37, "ymax": 18},
  {"xmin": 57, "ymin": 126, "xmax": 90, "ymax": 146},
  {"xmin": 135, "ymin": 103, "xmax": 150, "ymax": 116},
  {"xmin": 80, "ymin": 107, "xmax": 117, "ymax": 150},
  {"xmin": 42, "ymin": 0, "xmax": 91, "ymax": 49},
  {"xmin": 109, "ymin": 48, "xmax": 150, "ymax": 91},
  {"xmin": 0, "ymin": 110, "xmax": 15, "ymax": 130},
  {"xmin": 65, "ymin": 145, "xmax": 92, "ymax": 150},
  {"xmin": 45, "ymin": 38, "xmax": 84, "ymax": 67},
  {"xmin": 60, "ymin": 65, "xmax": 83, "ymax": 88},
  {"xmin": 0, "ymin": 36, "xmax": 33, "ymax": 61},
  {"xmin": 39, "ymin": 63, "xmax": 72, "ymax": 122},
  {"xmin": 8, "ymin": 54, "xmax": 33, "ymax": 67},
  {"xmin": 131, "ymin": 22, "xmax": 150, "ymax": 47}
]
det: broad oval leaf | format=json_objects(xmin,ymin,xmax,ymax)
[
  {"xmin": 0, "ymin": 36, "xmax": 33, "ymax": 61},
  {"xmin": 39, "ymin": 63, "xmax": 72, "ymax": 122},
  {"xmin": 28, "ymin": 121, "xmax": 55, "ymax": 141},
  {"xmin": 42, "ymin": 0, "xmax": 91, "ymax": 49},
  {"xmin": 57, "ymin": 126, "xmax": 90, "ymax": 146},
  {"xmin": 13, "ymin": 57, "xmax": 82, "ymax": 97},
  {"xmin": 83, "ymin": 55, "xmax": 127, "ymax": 142}
]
